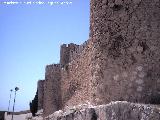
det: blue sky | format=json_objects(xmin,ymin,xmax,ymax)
[{"xmin": 0, "ymin": 0, "xmax": 90, "ymax": 111}]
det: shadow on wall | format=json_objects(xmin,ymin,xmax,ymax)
[
  {"xmin": 91, "ymin": 109, "xmax": 98, "ymax": 120},
  {"xmin": 149, "ymin": 94, "xmax": 160, "ymax": 105},
  {"xmin": 145, "ymin": 67, "xmax": 160, "ymax": 105}
]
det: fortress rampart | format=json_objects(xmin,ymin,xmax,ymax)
[
  {"xmin": 60, "ymin": 43, "xmax": 79, "ymax": 67},
  {"xmin": 36, "ymin": 0, "xmax": 160, "ymax": 117},
  {"xmin": 60, "ymin": 39, "xmax": 90, "ymax": 67},
  {"xmin": 41, "ymin": 39, "xmax": 94, "ymax": 117},
  {"xmin": 37, "ymin": 80, "xmax": 44, "ymax": 110},
  {"xmin": 69, "ymin": 39, "xmax": 90, "ymax": 62},
  {"xmin": 60, "ymin": 39, "xmax": 92, "ymax": 108},
  {"xmin": 43, "ymin": 64, "xmax": 62, "ymax": 116},
  {"xmin": 89, "ymin": 0, "xmax": 160, "ymax": 105}
]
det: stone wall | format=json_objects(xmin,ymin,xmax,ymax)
[
  {"xmin": 37, "ymin": 0, "xmax": 160, "ymax": 117},
  {"xmin": 42, "ymin": 39, "xmax": 94, "ymax": 117},
  {"xmin": 60, "ymin": 43, "xmax": 79, "ymax": 68},
  {"xmin": 60, "ymin": 40, "xmax": 90, "ymax": 68},
  {"xmin": 37, "ymin": 80, "xmax": 44, "ymax": 110},
  {"xmin": 43, "ymin": 64, "xmax": 62, "ymax": 117},
  {"xmin": 60, "ymin": 40, "xmax": 93, "ymax": 108},
  {"xmin": 44, "ymin": 101, "xmax": 160, "ymax": 120},
  {"xmin": 90, "ymin": 0, "xmax": 160, "ymax": 105},
  {"xmin": 69, "ymin": 39, "xmax": 90, "ymax": 62}
]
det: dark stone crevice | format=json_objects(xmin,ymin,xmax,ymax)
[{"xmin": 112, "ymin": 4, "xmax": 123, "ymax": 11}]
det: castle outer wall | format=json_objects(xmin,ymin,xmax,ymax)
[
  {"xmin": 43, "ymin": 64, "xmax": 62, "ymax": 116},
  {"xmin": 37, "ymin": 80, "xmax": 44, "ymax": 110},
  {"xmin": 37, "ymin": 0, "xmax": 160, "ymax": 117},
  {"xmin": 60, "ymin": 40, "xmax": 93, "ymax": 108},
  {"xmin": 90, "ymin": 0, "xmax": 160, "ymax": 104}
]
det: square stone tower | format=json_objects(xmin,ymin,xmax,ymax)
[
  {"xmin": 43, "ymin": 64, "xmax": 62, "ymax": 116},
  {"xmin": 90, "ymin": 0, "xmax": 160, "ymax": 105},
  {"xmin": 37, "ymin": 80, "xmax": 44, "ymax": 110}
]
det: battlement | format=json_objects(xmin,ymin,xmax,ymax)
[
  {"xmin": 60, "ymin": 43, "xmax": 79, "ymax": 67},
  {"xmin": 46, "ymin": 64, "xmax": 61, "ymax": 69},
  {"xmin": 69, "ymin": 39, "xmax": 90, "ymax": 62},
  {"xmin": 45, "ymin": 64, "xmax": 61, "ymax": 75},
  {"xmin": 60, "ymin": 39, "xmax": 90, "ymax": 68}
]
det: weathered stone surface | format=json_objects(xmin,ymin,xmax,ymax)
[
  {"xmin": 90, "ymin": 0, "xmax": 160, "ymax": 104},
  {"xmin": 42, "ymin": 40, "xmax": 93, "ymax": 117},
  {"xmin": 60, "ymin": 43, "xmax": 79, "ymax": 68},
  {"xmin": 43, "ymin": 64, "xmax": 62, "ymax": 117},
  {"xmin": 44, "ymin": 101, "xmax": 160, "ymax": 120},
  {"xmin": 37, "ymin": 80, "xmax": 44, "ymax": 110},
  {"xmin": 37, "ymin": 0, "xmax": 160, "ymax": 117},
  {"xmin": 61, "ymin": 40, "xmax": 92, "ymax": 108}
]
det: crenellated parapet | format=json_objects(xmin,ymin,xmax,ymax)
[
  {"xmin": 69, "ymin": 39, "xmax": 90, "ymax": 62},
  {"xmin": 45, "ymin": 64, "xmax": 61, "ymax": 75},
  {"xmin": 60, "ymin": 39, "xmax": 90, "ymax": 68},
  {"xmin": 60, "ymin": 43, "xmax": 79, "ymax": 67}
]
